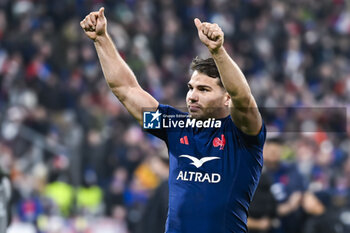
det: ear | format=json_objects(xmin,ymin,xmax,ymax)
[{"xmin": 224, "ymin": 93, "xmax": 231, "ymax": 106}]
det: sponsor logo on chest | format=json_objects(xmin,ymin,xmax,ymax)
[
  {"xmin": 176, "ymin": 171, "xmax": 221, "ymax": 183},
  {"xmin": 176, "ymin": 154, "xmax": 221, "ymax": 183}
]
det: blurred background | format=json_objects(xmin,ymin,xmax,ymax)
[{"xmin": 1, "ymin": 0, "xmax": 350, "ymax": 232}]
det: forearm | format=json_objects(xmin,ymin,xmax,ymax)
[
  {"xmin": 211, "ymin": 47, "xmax": 255, "ymax": 108},
  {"xmin": 247, "ymin": 217, "xmax": 271, "ymax": 230},
  {"xmin": 81, "ymin": 8, "xmax": 158, "ymax": 125},
  {"xmin": 212, "ymin": 46, "xmax": 261, "ymax": 134},
  {"xmin": 94, "ymin": 34, "xmax": 139, "ymax": 98},
  {"xmin": 277, "ymin": 202, "xmax": 294, "ymax": 216}
]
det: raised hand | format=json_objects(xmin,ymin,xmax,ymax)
[
  {"xmin": 80, "ymin": 7, "xmax": 107, "ymax": 41},
  {"xmin": 194, "ymin": 18, "xmax": 224, "ymax": 54}
]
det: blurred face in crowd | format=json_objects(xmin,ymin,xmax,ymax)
[
  {"xmin": 186, "ymin": 71, "xmax": 230, "ymax": 119},
  {"xmin": 263, "ymin": 142, "xmax": 282, "ymax": 169}
]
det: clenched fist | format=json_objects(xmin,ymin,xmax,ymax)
[
  {"xmin": 80, "ymin": 7, "xmax": 107, "ymax": 41},
  {"xmin": 194, "ymin": 18, "xmax": 224, "ymax": 54}
]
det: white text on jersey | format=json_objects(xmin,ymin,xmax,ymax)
[{"xmin": 176, "ymin": 171, "xmax": 221, "ymax": 183}]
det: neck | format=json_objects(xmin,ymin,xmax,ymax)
[{"xmin": 212, "ymin": 109, "xmax": 230, "ymax": 119}]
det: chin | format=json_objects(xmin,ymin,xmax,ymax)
[
  {"xmin": 188, "ymin": 111, "xmax": 206, "ymax": 120},
  {"xmin": 189, "ymin": 114, "xmax": 200, "ymax": 119}
]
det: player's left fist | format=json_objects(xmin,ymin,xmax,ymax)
[{"xmin": 194, "ymin": 18, "xmax": 224, "ymax": 54}]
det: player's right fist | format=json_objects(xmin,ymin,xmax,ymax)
[
  {"xmin": 194, "ymin": 18, "xmax": 224, "ymax": 54},
  {"xmin": 80, "ymin": 7, "xmax": 106, "ymax": 41}
]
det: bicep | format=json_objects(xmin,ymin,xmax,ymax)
[
  {"xmin": 230, "ymin": 94, "xmax": 262, "ymax": 136},
  {"xmin": 111, "ymin": 85, "xmax": 159, "ymax": 125}
]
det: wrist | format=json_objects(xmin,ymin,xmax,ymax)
[
  {"xmin": 94, "ymin": 33, "xmax": 109, "ymax": 44},
  {"xmin": 210, "ymin": 46, "xmax": 227, "ymax": 62},
  {"xmin": 210, "ymin": 46, "xmax": 225, "ymax": 57}
]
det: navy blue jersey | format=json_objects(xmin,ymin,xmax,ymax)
[
  {"xmin": 268, "ymin": 163, "xmax": 306, "ymax": 203},
  {"xmin": 147, "ymin": 104, "xmax": 266, "ymax": 233}
]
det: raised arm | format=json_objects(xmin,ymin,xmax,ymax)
[
  {"xmin": 194, "ymin": 18, "xmax": 262, "ymax": 135},
  {"xmin": 80, "ymin": 8, "xmax": 158, "ymax": 125}
]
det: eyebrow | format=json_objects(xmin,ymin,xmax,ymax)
[{"xmin": 187, "ymin": 83, "xmax": 212, "ymax": 89}]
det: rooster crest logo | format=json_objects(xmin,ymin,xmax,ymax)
[{"xmin": 213, "ymin": 134, "xmax": 226, "ymax": 150}]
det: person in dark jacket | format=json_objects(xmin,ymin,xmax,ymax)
[
  {"xmin": 248, "ymin": 172, "xmax": 278, "ymax": 233},
  {"xmin": 0, "ymin": 169, "xmax": 12, "ymax": 232},
  {"xmin": 136, "ymin": 180, "xmax": 169, "ymax": 233},
  {"xmin": 263, "ymin": 138, "xmax": 306, "ymax": 233},
  {"xmin": 136, "ymin": 156, "xmax": 169, "ymax": 233},
  {"xmin": 301, "ymin": 191, "xmax": 346, "ymax": 233}
]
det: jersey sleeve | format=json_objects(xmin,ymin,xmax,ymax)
[
  {"xmin": 145, "ymin": 104, "xmax": 185, "ymax": 142},
  {"xmin": 229, "ymin": 118, "xmax": 267, "ymax": 149},
  {"xmin": 144, "ymin": 104, "xmax": 169, "ymax": 141}
]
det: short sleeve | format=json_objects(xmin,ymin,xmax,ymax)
[
  {"xmin": 145, "ymin": 104, "xmax": 187, "ymax": 142},
  {"xmin": 229, "ymin": 119, "xmax": 267, "ymax": 149}
]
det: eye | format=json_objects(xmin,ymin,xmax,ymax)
[
  {"xmin": 199, "ymin": 87, "xmax": 209, "ymax": 92},
  {"xmin": 187, "ymin": 85, "xmax": 193, "ymax": 90}
]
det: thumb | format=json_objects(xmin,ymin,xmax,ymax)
[
  {"xmin": 98, "ymin": 7, "xmax": 105, "ymax": 18},
  {"xmin": 194, "ymin": 18, "xmax": 202, "ymax": 31}
]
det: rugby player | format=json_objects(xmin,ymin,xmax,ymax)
[{"xmin": 81, "ymin": 7, "xmax": 266, "ymax": 233}]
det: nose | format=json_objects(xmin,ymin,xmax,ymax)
[{"xmin": 187, "ymin": 89, "xmax": 199, "ymax": 103}]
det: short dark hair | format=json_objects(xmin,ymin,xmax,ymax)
[{"xmin": 190, "ymin": 57, "xmax": 223, "ymax": 87}]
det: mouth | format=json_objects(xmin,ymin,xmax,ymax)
[{"xmin": 188, "ymin": 104, "xmax": 201, "ymax": 112}]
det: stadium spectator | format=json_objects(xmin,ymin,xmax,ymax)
[
  {"xmin": 301, "ymin": 190, "xmax": 346, "ymax": 233},
  {"xmin": 136, "ymin": 155, "xmax": 169, "ymax": 233},
  {"xmin": 263, "ymin": 138, "xmax": 307, "ymax": 233},
  {"xmin": 248, "ymin": 172, "xmax": 278, "ymax": 233},
  {"xmin": 0, "ymin": 168, "xmax": 12, "ymax": 232}
]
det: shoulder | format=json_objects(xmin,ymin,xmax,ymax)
[
  {"xmin": 224, "ymin": 116, "xmax": 266, "ymax": 148},
  {"xmin": 157, "ymin": 104, "xmax": 188, "ymax": 116}
]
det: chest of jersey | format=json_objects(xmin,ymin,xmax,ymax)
[{"xmin": 167, "ymin": 127, "xmax": 235, "ymax": 185}]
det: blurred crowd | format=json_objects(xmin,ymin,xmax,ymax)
[{"xmin": 1, "ymin": 0, "xmax": 350, "ymax": 232}]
